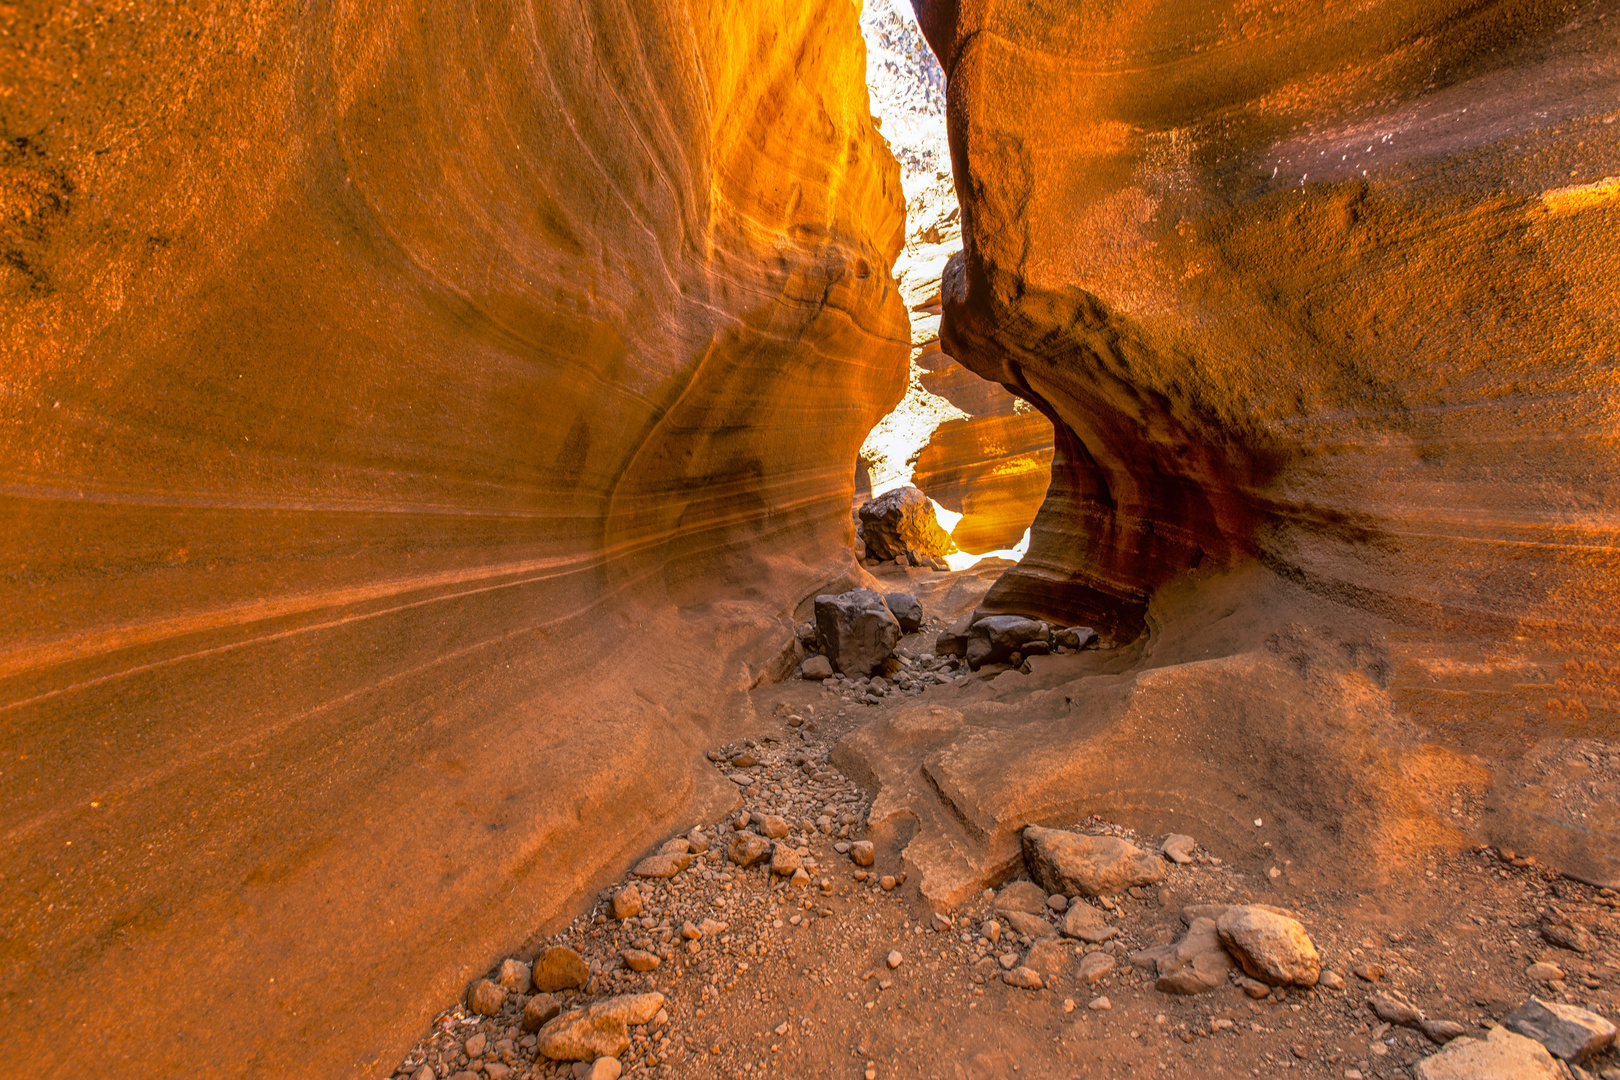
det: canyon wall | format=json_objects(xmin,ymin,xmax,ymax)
[
  {"xmin": 912, "ymin": 0, "xmax": 1620, "ymax": 880},
  {"xmin": 0, "ymin": 2, "xmax": 906, "ymax": 1076},
  {"xmin": 916, "ymin": 0, "xmax": 1620, "ymax": 672}
]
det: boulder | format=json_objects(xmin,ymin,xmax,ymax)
[
  {"xmin": 466, "ymin": 979, "xmax": 505, "ymax": 1016},
  {"xmin": 972, "ymin": 615, "xmax": 1048, "ymax": 652},
  {"xmin": 770, "ymin": 844, "xmax": 802, "ymax": 877},
  {"xmin": 1022, "ymin": 825, "xmax": 1164, "ymax": 897},
  {"xmin": 532, "ymin": 946, "xmax": 590, "ymax": 993},
  {"xmin": 1054, "ymin": 626, "xmax": 1099, "ymax": 650},
  {"xmin": 964, "ymin": 638, "xmax": 994, "ymax": 670},
  {"xmin": 523, "ymin": 993, "xmax": 562, "ymax": 1032},
  {"xmin": 1413, "ymin": 1026, "xmax": 1563, "ymax": 1080},
  {"xmin": 848, "ymin": 840, "xmax": 875, "ymax": 867},
  {"xmin": 814, "ymin": 590, "xmax": 902, "ymax": 675},
  {"xmin": 857, "ymin": 486, "xmax": 954, "ymax": 561},
  {"xmin": 1504, "ymin": 996, "xmax": 1617, "ymax": 1063},
  {"xmin": 535, "ymin": 993, "xmax": 665, "ymax": 1062},
  {"xmin": 1160, "ymin": 834, "xmax": 1196, "ymax": 864},
  {"xmin": 1061, "ymin": 903, "xmax": 1116, "ymax": 943},
  {"xmin": 631, "ymin": 852, "xmax": 690, "ymax": 879},
  {"xmin": 727, "ymin": 832, "xmax": 771, "ymax": 868},
  {"xmin": 1151, "ymin": 917, "xmax": 1234, "ymax": 995},
  {"xmin": 884, "ymin": 592, "xmax": 924, "ymax": 633},
  {"xmin": 999, "ymin": 910, "xmax": 1058, "ymax": 940},
  {"xmin": 800, "ymin": 655, "xmax": 833, "ymax": 680},
  {"xmin": 1216, "ymin": 906, "xmax": 1320, "ymax": 987},
  {"xmin": 497, "ymin": 958, "xmax": 531, "ymax": 992},
  {"xmin": 992, "ymin": 881, "xmax": 1051, "ymax": 915},
  {"xmin": 1024, "ymin": 938, "xmax": 1075, "ymax": 981}
]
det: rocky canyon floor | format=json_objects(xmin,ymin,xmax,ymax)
[{"xmin": 390, "ymin": 564, "xmax": 1620, "ymax": 1080}]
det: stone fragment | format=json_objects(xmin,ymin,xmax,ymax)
[
  {"xmin": 1054, "ymin": 626, "xmax": 1099, "ymax": 650},
  {"xmin": 1152, "ymin": 917, "xmax": 1234, "ymax": 995},
  {"xmin": 610, "ymin": 886, "xmax": 642, "ymax": 921},
  {"xmin": 1003, "ymin": 967, "xmax": 1043, "ymax": 990},
  {"xmin": 533, "ymin": 946, "xmax": 590, "ymax": 992},
  {"xmin": 761, "ymin": 815, "xmax": 791, "ymax": 838},
  {"xmin": 465, "ymin": 1032, "xmax": 487, "ymax": 1057},
  {"xmin": 884, "ymin": 592, "xmax": 924, "ymax": 633},
  {"xmin": 887, "ymin": 951, "xmax": 903, "ymax": 969},
  {"xmin": 790, "ymin": 866, "xmax": 810, "ymax": 884},
  {"xmin": 659, "ymin": 836, "xmax": 692, "ymax": 854},
  {"xmin": 993, "ymin": 881, "xmax": 1050, "ymax": 915},
  {"xmin": 1236, "ymin": 977, "xmax": 1270, "ymax": 999},
  {"xmin": 587, "ymin": 1058, "xmax": 622, "ymax": 1080},
  {"xmin": 814, "ymin": 590, "xmax": 903, "ymax": 676},
  {"xmin": 1505, "ymin": 996, "xmax": 1617, "ymax": 1063},
  {"xmin": 1088, "ymin": 996, "xmax": 1111, "ymax": 1011},
  {"xmin": 1422, "ymin": 1020, "xmax": 1468, "ymax": 1044},
  {"xmin": 622, "ymin": 949, "xmax": 660, "ymax": 972},
  {"xmin": 1022, "ymin": 825, "xmax": 1164, "ymax": 897},
  {"xmin": 631, "ymin": 853, "xmax": 691, "ymax": 879},
  {"xmin": 727, "ymin": 832, "xmax": 770, "ymax": 868},
  {"xmin": 1369, "ymin": 990, "xmax": 1426, "ymax": 1026},
  {"xmin": 1542, "ymin": 919, "xmax": 1597, "ymax": 953},
  {"xmin": 1024, "ymin": 938, "xmax": 1073, "ymax": 980},
  {"xmin": 1353, "ymin": 963, "xmax": 1386, "ymax": 983},
  {"xmin": 1160, "ymin": 834, "xmax": 1196, "ymax": 864},
  {"xmin": 536, "ymin": 994, "xmax": 664, "ymax": 1062},
  {"xmin": 686, "ymin": 828, "xmax": 710, "ymax": 853},
  {"xmin": 771, "ymin": 844, "xmax": 802, "ymax": 876},
  {"xmin": 497, "ymin": 958, "xmax": 531, "ymax": 992},
  {"xmin": 847, "ymin": 839, "xmax": 874, "ymax": 866},
  {"xmin": 1078, "ymin": 951, "xmax": 1115, "ymax": 984},
  {"xmin": 1319, "ymin": 970, "xmax": 1346, "ymax": 991},
  {"xmin": 964, "ymin": 637, "xmax": 994, "ymax": 670},
  {"xmin": 857, "ymin": 486, "xmax": 954, "ymax": 561},
  {"xmin": 1412, "ymin": 1026, "xmax": 1562, "ymax": 1080},
  {"xmin": 1216, "ymin": 905, "xmax": 1320, "ymax": 987},
  {"xmin": 983, "ymin": 919, "xmax": 1002, "ymax": 943},
  {"xmin": 1526, "ymin": 962, "xmax": 1565, "ymax": 983},
  {"xmin": 1000, "ymin": 909, "xmax": 1058, "ymax": 940},
  {"xmin": 523, "ymin": 993, "xmax": 562, "ymax": 1032},
  {"xmin": 972, "ymin": 616, "xmax": 1048, "ymax": 654},
  {"xmin": 880, "ymin": 875, "xmax": 897, "ymax": 891},
  {"xmin": 467, "ymin": 979, "xmax": 505, "ymax": 1016},
  {"xmin": 1061, "ymin": 903, "xmax": 1117, "ymax": 943},
  {"xmin": 801, "ymin": 655, "xmax": 833, "ymax": 680},
  {"xmin": 1046, "ymin": 894, "xmax": 1068, "ymax": 912}
]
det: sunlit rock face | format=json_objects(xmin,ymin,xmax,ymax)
[
  {"xmin": 0, "ymin": 3, "xmax": 905, "ymax": 1075},
  {"xmin": 914, "ymin": 0, "xmax": 1620, "ymax": 670},
  {"xmin": 857, "ymin": 0, "xmax": 1053, "ymax": 554}
]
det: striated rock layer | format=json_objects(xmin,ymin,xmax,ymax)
[
  {"xmin": 0, "ymin": 3, "xmax": 906, "ymax": 1077},
  {"xmin": 912, "ymin": 0, "xmax": 1620, "ymax": 880}
]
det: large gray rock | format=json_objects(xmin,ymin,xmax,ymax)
[
  {"xmin": 814, "ymin": 590, "xmax": 902, "ymax": 675},
  {"xmin": 1216, "ymin": 906, "xmax": 1320, "ymax": 987},
  {"xmin": 857, "ymin": 486, "xmax": 954, "ymax": 561},
  {"xmin": 1505, "ymin": 996, "xmax": 1617, "ymax": 1063},
  {"xmin": 1413, "ymin": 1026, "xmax": 1563, "ymax": 1080},
  {"xmin": 884, "ymin": 592, "xmax": 924, "ymax": 633},
  {"xmin": 972, "ymin": 615, "xmax": 1049, "ymax": 651},
  {"xmin": 1022, "ymin": 825, "xmax": 1164, "ymax": 897}
]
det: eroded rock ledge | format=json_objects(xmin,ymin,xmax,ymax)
[{"xmin": 0, "ymin": 3, "xmax": 906, "ymax": 1076}]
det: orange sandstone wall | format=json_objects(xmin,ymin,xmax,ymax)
[
  {"xmin": 915, "ymin": 0, "xmax": 1620, "ymax": 679},
  {"xmin": 0, "ymin": 2, "xmax": 906, "ymax": 1076}
]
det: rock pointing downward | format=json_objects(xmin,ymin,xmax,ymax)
[
  {"xmin": 1021, "ymin": 825, "xmax": 1164, "ymax": 897},
  {"xmin": 1216, "ymin": 906, "xmax": 1320, "ymax": 987}
]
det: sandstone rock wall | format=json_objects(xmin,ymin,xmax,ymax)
[
  {"xmin": 0, "ymin": 3, "xmax": 906, "ymax": 1076},
  {"xmin": 915, "ymin": 0, "xmax": 1620, "ymax": 675}
]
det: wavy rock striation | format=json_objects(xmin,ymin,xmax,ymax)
[
  {"xmin": 915, "ymin": 0, "xmax": 1620, "ymax": 692},
  {"xmin": 0, "ymin": 3, "xmax": 906, "ymax": 1076}
]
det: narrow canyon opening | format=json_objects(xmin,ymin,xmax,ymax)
[{"xmin": 4, "ymin": 2, "xmax": 1619, "ymax": 1079}]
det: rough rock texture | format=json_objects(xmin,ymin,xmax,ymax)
[
  {"xmin": 1413, "ymin": 1026, "xmax": 1563, "ymax": 1080},
  {"xmin": 0, "ymin": 3, "xmax": 907, "ymax": 1077},
  {"xmin": 815, "ymin": 589, "xmax": 905, "ymax": 675},
  {"xmin": 1216, "ymin": 906, "xmax": 1321, "ymax": 987},
  {"xmin": 858, "ymin": 486, "xmax": 956, "ymax": 561},
  {"xmin": 1505, "ymin": 996, "xmax": 1618, "ymax": 1063},
  {"xmin": 856, "ymin": 0, "xmax": 1052, "ymax": 557},
  {"xmin": 913, "ymin": 0, "xmax": 1620, "ymax": 884},
  {"xmin": 1022, "ymin": 826, "xmax": 1164, "ymax": 898}
]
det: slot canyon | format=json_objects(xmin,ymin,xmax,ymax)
[{"xmin": 3, "ymin": 0, "xmax": 1618, "ymax": 1078}]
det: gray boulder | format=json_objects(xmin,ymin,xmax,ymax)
[
  {"xmin": 1505, "ymin": 996, "xmax": 1617, "ymax": 1063},
  {"xmin": 1055, "ymin": 626, "xmax": 1100, "ymax": 650},
  {"xmin": 884, "ymin": 592, "xmax": 924, "ymax": 633},
  {"xmin": 814, "ymin": 589, "xmax": 901, "ymax": 675}
]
